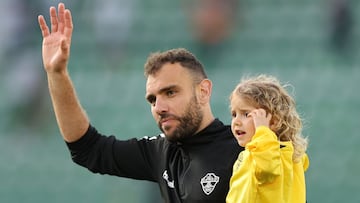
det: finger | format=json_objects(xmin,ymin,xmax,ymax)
[
  {"xmin": 57, "ymin": 3, "xmax": 65, "ymax": 33},
  {"xmin": 64, "ymin": 9, "xmax": 73, "ymax": 38},
  {"xmin": 38, "ymin": 15, "xmax": 50, "ymax": 37},
  {"xmin": 50, "ymin": 6, "xmax": 58, "ymax": 32},
  {"xmin": 257, "ymin": 108, "xmax": 267, "ymax": 116},
  {"xmin": 257, "ymin": 108, "xmax": 271, "ymax": 119},
  {"xmin": 249, "ymin": 109, "xmax": 266, "ymax": 119},
  {"xmin": 266, "ymin": 112, "xmax": 272, "ymax": 120},
  {"xmin": 249, "ymin": 109, "xmax": 260, "ymax": 116},
  {"xmin": 247, "ymin": 110, "xmax": 256, "ymax": 117}
]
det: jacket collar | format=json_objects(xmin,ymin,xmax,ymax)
[{"xmin": 176, "ymin": 118, "xmax": 229, "ymax": 145}]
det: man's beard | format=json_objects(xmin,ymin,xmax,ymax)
[{"xmin": 159, "ymin": 96, "xmax": 203, "ymax": 142}]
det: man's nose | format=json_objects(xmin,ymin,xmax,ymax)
[{"xmin": 154, "ymin": 98, "xmax": 168, "ymax": 114}]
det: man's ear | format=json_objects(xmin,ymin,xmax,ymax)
[{"xmin": 198, "ymin": 79, "xmax": 212, "ymax": 104}]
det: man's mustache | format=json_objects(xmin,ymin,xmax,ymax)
[{"xmin": 159, "ymin": 113, "xmax": 180, "ymax": 123}]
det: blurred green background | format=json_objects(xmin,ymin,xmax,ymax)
[{"xmin": 1, "ymin": 0, "xmax": 359, "ymax": 202}]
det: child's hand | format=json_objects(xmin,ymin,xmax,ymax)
[{"xmin": 248, "ymin": 108, "xmax": 272, "ymax": 128}]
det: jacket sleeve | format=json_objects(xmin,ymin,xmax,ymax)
[
  {"xmin": 65, "ymin": 125, "xmax": 160, "ymax": 181},
  {"xmin": 245, "ymin": 126, "xmax": 281, "ymax": 184}
]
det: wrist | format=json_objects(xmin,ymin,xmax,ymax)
[{"xmin": 46, "ymin": 68, "xmax": 69, "ymax": 76}]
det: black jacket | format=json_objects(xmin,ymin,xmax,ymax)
[{"xmin": 67, "ymin": 119, "xmax": 243, "ymax": 203}]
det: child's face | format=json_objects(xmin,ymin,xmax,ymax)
[
  {"xmin": 231, "ymin": 94, "xmax": 273, "ymax": 147},
  {"xmin": 230, "ymin": 95, "xmax": 256, "ymax": 147}
]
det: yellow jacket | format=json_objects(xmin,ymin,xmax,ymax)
[{"xmin": 226, "ymin": 126, "xmax": 309, "ymax": 203}]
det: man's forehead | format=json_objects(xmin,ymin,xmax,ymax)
[{"xmin": 146, "ymin": 77, "xmax": 179, "ymax": 95}]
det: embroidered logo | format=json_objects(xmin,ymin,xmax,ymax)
[
  {"xmin": 162, "ymin": 170, "xmax": 174, "ymax": 188},
  {"xmin": 200, "ymin": 173, "xmax": 220, "ymax": 195},
  {"xmin": 235, "ymin": 152, "xmax": 244, "ymax": 170}
]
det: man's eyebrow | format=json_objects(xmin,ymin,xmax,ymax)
[
  {"xmin": 145, "ymin": 85, "xmax": 178, "ymax": 102},
  {"xmin": 158, "ymin": 85, "xmax": 177, "ymax": 94}
]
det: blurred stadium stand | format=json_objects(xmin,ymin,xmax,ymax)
[{"xmin": 0, "ymin": 0, "xmax": 359, "ymax": 202}]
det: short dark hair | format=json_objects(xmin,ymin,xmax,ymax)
[{"xmin": 144, "ymin": 48, "xmax": 207, "ymax": 83}]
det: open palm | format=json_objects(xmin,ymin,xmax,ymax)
[{"xmin": 38, "ymin": 3, "xmax": 73, "ymax": 73}]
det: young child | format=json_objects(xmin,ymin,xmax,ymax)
[{"xmin": 226, "ymin": 74, "xmax": 309, "ymax": 203}]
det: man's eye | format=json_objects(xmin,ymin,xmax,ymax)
[
  {"xmin": 166, "ymin": 90, "xmax": 175, "ymax": 96},
  {"xmin": 147, "ymin": 96, "xmax": 156, "ymax": 105}
]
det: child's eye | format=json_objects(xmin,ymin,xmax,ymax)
[
  {"xmin": 241, "ymin": 112, "xmax": 250, "ymax": 118},
  {"xmin": 231, "ymin": 112, "xmax": 236, "ymax": 118}
]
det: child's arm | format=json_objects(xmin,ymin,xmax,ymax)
[{"xmin": 246, "ymin": 126, "xmax": 281, "ymax": 184}]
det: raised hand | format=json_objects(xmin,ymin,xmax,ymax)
[
  {"xmin": 38, "ymin": 3, "xmax": 73, "ymax": 73},
  {"xmin": 249, "ymin": 108, "xmax": 272, "ymax": 129}
]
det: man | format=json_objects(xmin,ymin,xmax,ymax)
[{"xmin": 38, "ymin": 3, "xmax": 242, "ymax": 202}]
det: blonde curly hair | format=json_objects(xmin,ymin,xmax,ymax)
[{"xmin": 230, "ymin": 74, "xmax": 308, "ymax": 162}]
